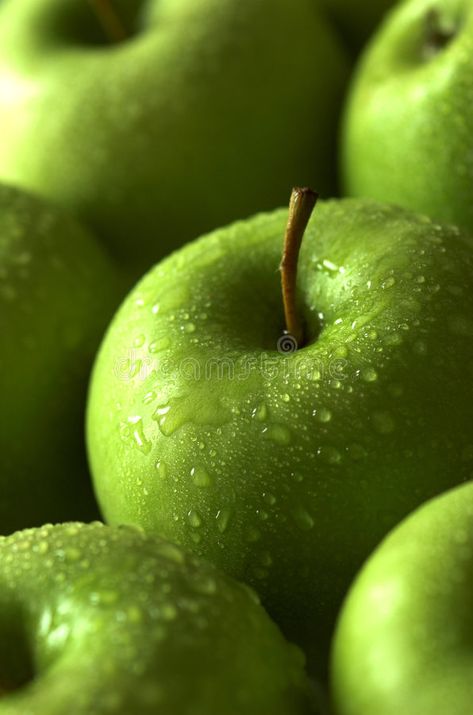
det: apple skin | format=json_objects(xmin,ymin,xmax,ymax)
[
  {"xmin": 319, "ymin": 0, "xmax": 397, "ymax": 51},
  {"xmin": 0, "ymin": 0, "xmax": 349, "ymax": 280},
  {"xmin": 0, "ymin": 522, "xmax": 314, "ymax": 715},
  {"xmin": 87, "ymin": 198, "xmax": 473, "ymax": 665},
  {"xmin": 0, "ymin": 185, "xmax": 122, "ymax": 535},
  {"xmin": 331, "ymin": 482, "xmax": 473, "ymax": 715},
  {"xmin": 342, "ymin": 0, "xmax": 473, "ymax": 232}
]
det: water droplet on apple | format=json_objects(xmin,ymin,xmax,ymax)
[
  {"xmin": 149, "ymin": 337, "xmax": 170, "ymax": 353},
  {"xmin": 90, "ymin": 590, "xmax": 119, "ymax": 606},
  {"xmin": 318, "ymin": 445, "xmax": 342, "ymax": 465},
  {"xmin": 35, "ymin": 540, "xmax": 49, "ymax": 555},
  {"xmin": 361, "ymin": 367, "xmax": 378, "ymax": 383},
  {"xmin": 292, "ymin": 506, "xmax": 314, "ymax": 531},
  {"xmin": 183, "ymin": 322, "xmax": 196, "ymax": 333},
  {"xmin": 252, "ymin": 403, "xmax": 268, "ymax": 421},
  {"xmin": 215, "ymin": 508, "xmax": 232, "ymax": 533},
  {"xmin": 246, "ymin": 527, "xmax": 261, "ymax": 543},
  {"xmin": 388, "ymin": 384, "xmax": 404, "ymax": 398},
  {"xmin": 372, "ymin": 411, "xmax": 396, "ymax": 435},
  {"xmin": 413, "ymin": 340, "xmax": 428, "ymax": 355},
  {"xmin": 263, "ymin": 492, "xmax": 277, "ymax": 506},
  {"xmin": 133, "ymin": 334, "xmax": 146, "ymax": 348},
  {"xmin": 449, "ymin": 316, "xmax": 473, "ymax": 337},
  {"xmin": 191, "ymin": 466, "xmax": 212, "ymax": 488},
  {"xmin": 127, "ymin": 416, "xmax": 152, "ymax": 455},
  {"xmin": 187, "ymin": 510, "xmax": 203, "ymax": 528},
  {"xmin": 348, "ymin": 443, "xmax": 368, "ymax": 461},
  {"xmin": 193, "ymin": 575, "xmax": 217, "ymax": 596},
  {"xmin": 384, "ymin": 333, "xmax": 403, "ymax": 347},
  {"xmin": 314, "ymin": 407, "xmax": 332, "ymax": 423},
  {"xmin": 259, "ymin": 551, "xmax": 273, "ymax": 567},
  {"xmin": 155, "ymin": 542, "xmax": 185, "ymax": 564},
  {"xmin": 64, "ymin": 547, "xmax": 81, "ymax": 562},
  {"xmin": 155, "ymin": 460, "xmax": 168, "ymax": 479},
  {"xmin": 143, "ymin": 390, "xmax": 157, "ymax": 405},
  {"xmin": 263, "ymin": 424, "xmax": 291, "ymax": 445},
  {"xmin": 161, "ymin": 603, "xmax": 177, "ymax": 621}
]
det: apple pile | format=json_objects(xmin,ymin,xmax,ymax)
[{"xmin": 0, "ymin": 0, "xmax": 472, "ymax": 713}]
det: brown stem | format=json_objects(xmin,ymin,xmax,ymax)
[
  {"xmin": 88, "ymin": 0, "xmax": 128, "ymax": 43},
  {"xmin": 280, "ymin": 187, "xmax": 318, "ymax": 349}
]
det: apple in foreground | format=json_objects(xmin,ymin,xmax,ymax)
[
  {"xmin": 319, "ymin": 0, "xmax": 396, "ymax": 51},
  {"xmin": 0, "ymin": 522, "xmax": 314, "ymax": 715},
  {"xmin": 0, "ymin": 184, "xmax": 121, "ymax": 535},
  {"xmin": 87, "ymin": 195, "xmax": 473, "ymax": 665},
  {"xmin": 0, "ymin": 0, "xmax": 349, "ymax": 278},
  {"xmin": 342, "ymin": 0, "xmax": 473, "ymax": 232},
  {"xmin": 331, "ymin": 481, "xmax": 473, "ymax": 715}
]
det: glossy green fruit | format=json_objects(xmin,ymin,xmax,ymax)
[
  {"xmin": 319, "ymin": 0, "xmax": 397, "ymax": 51},
  {"xmin": 87, "ymin": 198, "xmax": 473, "ymax": 664},
  {"xmin": 0, "ymin": 0, "xmax": 349, "ymax": 279},
  {"xmin": 342, "ymin": 0, "xmax": 473, "ymax": 231},
  {"xmin": 332, "ymin": 482, "xmax": 473, "ymax": 715},
  {"xmin": 0, "ymin": 522, "xmax": 314, "ymax": 715},
  {"xmin": 0, "ymin": 185, "xmax": 121, "ymax": 534}
]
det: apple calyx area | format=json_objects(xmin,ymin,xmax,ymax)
[
  {"xmin": 88, "ymin": 0, "xmax": 128, "ymax": 44},
  {"xmin": 280, "ymin": 187, "xmax": 318, "ymax": 351},
  {"xmin": 424, "ymin": 8, "xmax": 456, "ymax": 59}
]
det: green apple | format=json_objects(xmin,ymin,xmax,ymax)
[
  {"xmin": 0, "ymin": 0, "xmax": 349, "ymax": 279},
  {"xmin": 331, "ymin": 481, "xmax": 473, "ymax": 715},
  {"xmin": 319, "ymin": 0, "xmax": 397, "ymax": 51},
  {"xmin": 342, "ymin": 0, "xmax": 473, "ymax": 232},
  {"xmin": 0, "ymin": 521, "xmax": 314, "ymax": 714},
  {"xmin": 0, "ymin": 184, "xmax": 121, "ymax": 535},
  {"xmin": 87, "ymin": 196, "xmax": 473, "ymax": 665}
]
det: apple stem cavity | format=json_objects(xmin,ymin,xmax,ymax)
[
  {"xmin": 424, "ymin": 8, "xmax": 455, "ymax": 59},
  {"xmin": 89, "ymin": 0, "xmax": 128, "ymax": 44},
  {"xmin": 280, "ymin": 187, "xmax": 318, "ymax": 350}
]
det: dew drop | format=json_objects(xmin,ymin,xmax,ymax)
[
  {"xmin": 216, "ymin": 508, "xmax": 232, "ymax": 533},
  {"xmin": 252, "ymin": 403, "xmax": 268, "ymax": 422},
  {"xmin": 161, "ymin": 604, "xmax": 177, "ymax": 621},
  {"xmin": 314, "ymin": 407, "xmax": 332, "ymax": 423},
  {"xmin": 143, "ymin": 390, "xmax": 157, "ymax": 406},
  {"xmin": 156, "ymin": 542, "xmax": 185, "ymax": 564},
  {"xmin": 156, "ymin": 461, "xmax": 168, "ymax": 479},
  {"xmin": 187, "ymin": 510, "xmax": 202, "ymax": 528},
  {"xmin": 246, "ymin": 527, "xmax": 261, "ymax": 543},
  {"xmin": 317, "ymin": 445, "xmax": 342, "ymax": 465},
  {"xmin": 292, "ymin": 506, "xmax": 315, "ymax": 531},
  {"xmin": 133, "ymin": 334, "xmax": 146, "ymax": 348},
  {"xmin": 373, "ymin": 411, "xmax": 396, "ymax": 435},
  {"xmin": 263, "ymin": 424, "xmax": 291, "ymax": 446},
  {"xmin": 362, "ymin": 367, "xmax": 378, "ymax": 383},
  {"xmin": 149, "ymin": 337, "xmax": 170, "ymax": 353},
  {"xmin": 193, "ymin": 575, "xmax": 217, "ymax": 595},
  {"xmin": 128, "ymin": 416, "xmax": 152, "ymax": 455},
  {"xmin": 348, "ymin": 443, "xmax": 368, "ymax": 461},
  {"xmin": 191, "ymin": 466, "xmax": 212, "ymax": 488}
]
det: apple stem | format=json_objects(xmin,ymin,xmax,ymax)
[
  {"xmin": 88, "ymin": 0, "xmax": 128, "ymax": 43},
  {"xmin": 280, "ymin": 187, "xmax": 318, "ymax": 349}
]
